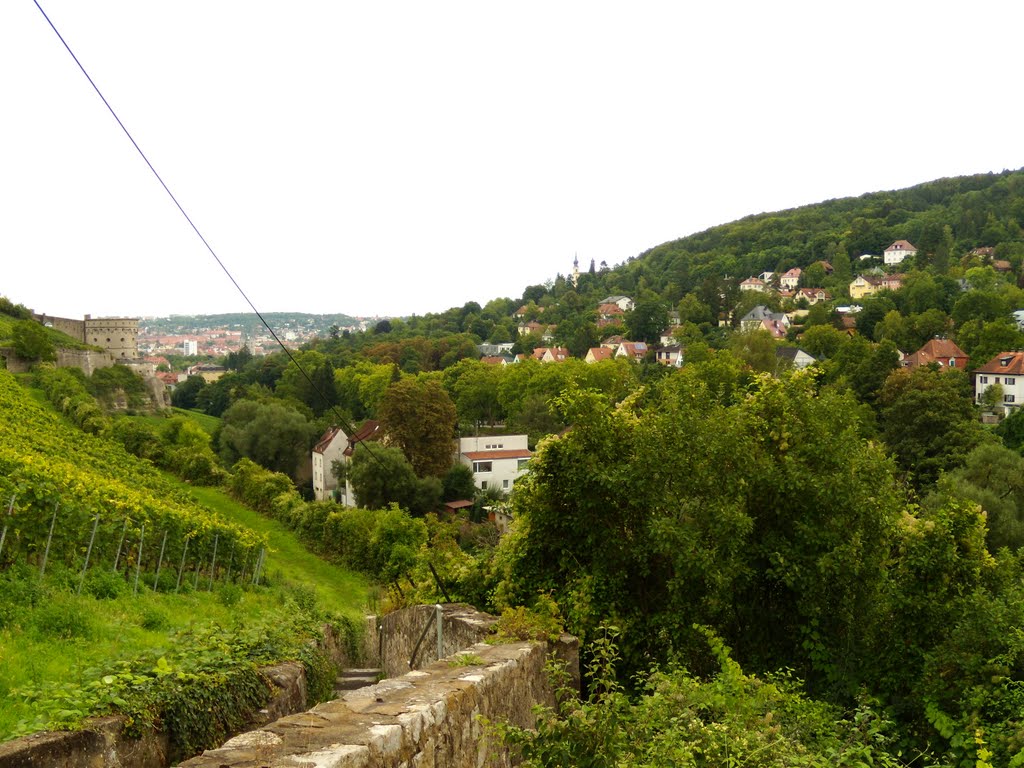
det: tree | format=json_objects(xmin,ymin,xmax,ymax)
[
  {"xmin": 932, "ymin": 443, "xmax": 1024, "ymax": 552},
  {"xmin": 496, "ymin": 370, "xmax": 905, "ymax": 689},
  {"xmin": 170, "ymin": 374, "xmax": 207, "ymax": 409},
  {"xmin": 218, "ymin": 399, "xmax": 318, "ymax": 478},
  {"xmin": 877, "ymin": 368, "xmax": 989, "ymax": 489},
  {"xmin": 727, "ymin": 329, "xmax": 777, "ymax": 373},
  {"xmin": 12, "ymin": 320, "xmax": 55, "ymax": 362},
  {"xmin": 442, "ymin": 463, "xmax": 476, "ymax": 502},
  {"xmin": 624, "ymin": 300, "xmax": 668, "ymax": 344},
  {"xmin": 348, "ymin": 444, "xmax": 442, "ymax": 515},
  {"xmin": 377, "ymin": 377, "xmax": 457, "ymax": 477}
]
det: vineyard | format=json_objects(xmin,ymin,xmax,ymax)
[{"xmin": 0, "ymin": 369, "xmax": 266, "ymax": 590}]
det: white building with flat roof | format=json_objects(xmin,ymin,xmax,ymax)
[{"xmin": 457, "ymin": 435, "xmax": 531, "ymax": 493}]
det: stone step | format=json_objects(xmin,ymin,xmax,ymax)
[{"xmin": 333, "ymin": 668, "xmax": 382, "ymax": 694}]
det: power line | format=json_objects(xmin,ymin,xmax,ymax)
[{"xmin": 32, "ymin": 0, "xmax": 386, "ymax": 469}]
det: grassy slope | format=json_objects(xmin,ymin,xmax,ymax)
[
  {"xmin": 180, "ymin": 483, "xmax": 372, "ymax": 617},
  {"xmin": 0, "ymin": 378, "xmax": 371, "ymax": 741}
]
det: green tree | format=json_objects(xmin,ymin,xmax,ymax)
[
  {"xmin": 348, "ymin": 444, "xmax": 442, "ymax": 516},
  {"xmin": 877, "ymin": 368, "xmax": 989, "ymax": 489},
  {"xmin": 218, "ymin": 399, "xmax": 318, "ymax": 478},
  {"xmin": 932, "ymin": 443, "xmax": 1024, "ymax": 552},
  {"xmin": 12, "ymin": 320, "xmax": 55, "ymax": 362},
  {"xmin": 442, "ymin": 463, "xmax": 476, "ymax": 503},
  {"xmin": 170, "ymin": 375, "xmax": 207, "ymax": 409},
  {"xmin": 377, "ymin": 377, "xmax": 457, "ymax": 477},
  {"xmin": 624, "ymin": 300, "xmax": 668, "ymax": 344}
]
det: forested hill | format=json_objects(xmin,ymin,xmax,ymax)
[{"xmin": 621, "ymin": 168, "xmax": 1024, "ymax": 302}]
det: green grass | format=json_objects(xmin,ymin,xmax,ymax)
[
  {"xmin": 126, "ymin": 408, "xmax": 221, "ymax": 436},
  {"xmin": 177, "ymin": 481, "xmax": 371, "ymax": 617},
  {"xmin": 0, "ymin": 482, "xmax": 371, "ymax": 742}
]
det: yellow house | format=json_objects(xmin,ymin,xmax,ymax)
[{"xmin": 849, "ymin": 274, "xmax": 882, "ymax": 300}]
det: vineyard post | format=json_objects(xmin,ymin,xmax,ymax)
[
  {"xmin": 224, "ymin": 540, "xmax": 235, "ymax": 583},
  {"xmin": 39, "ymin": 501, "xmax": 60, "ymax": 578},
  {"xmin": 208, "ymin": 534, "xmax": 219, "ymax": 591},
  {"xmin": 133, "ymin": 522, "xmax": 146, "ymax": 595},
  {"xmin": 193, "ymin": 551, "xmax": 201, "ymax": 590},
  {"xmin": 0, "ymin": 494, "xmax": 15, "ymax": 563},
  {"xmin": 77, "ymin": 513, "xmax": 101, "ymax": 595},
  {"xmin": 152, "ymin": 529, "xmax": 168, "ymax": 591},
  {"xmin": 112, "ymin": 517, "xmax": 130, "ymax": 572},
  {"xmin": 175, "ymin": 536, "xmax": 190, "ymax": 593},
  {"xmin": 253, "ymin": 546, "xmax": 266, "ymax": 586}
]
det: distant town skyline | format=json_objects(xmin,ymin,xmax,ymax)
[{"xmin": 3, "ymin": 2, "xmax": 1022, "ymax": 321}]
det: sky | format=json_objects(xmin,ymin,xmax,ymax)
[{"xmin": 2, "ymin": 1, "xmax": 1023, "ymax": 321}]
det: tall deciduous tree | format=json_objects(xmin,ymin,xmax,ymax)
[
  {"xmin": 377, "ymin": 377, "xmax": 457, "ymax": 477},
  {"xmin": 877, "ymin": 368, "xmax": 989, "ymax": 489},
  {"xmin": 348, "ymin": 444, "xmax": 441, "ymax": 515},
  {"xmin": 218, "ymin": 399, "xmax": 317, "ymax": 479}
]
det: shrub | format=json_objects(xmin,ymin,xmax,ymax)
[{"xmin": 30, "ymin": 596, "xmax": 94, "ymax": 640}]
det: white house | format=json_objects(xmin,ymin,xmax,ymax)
[
  {"xmin": 457, "ymin": 435, "xmax": 531, "ymax": 493},
  {"xmin": 779, "ymin": 268, "xmax": 802, "ymax": 290},
  {"xmin": 974, "ymin": 351, "xmax": 1024, "ymax": 413},
  {"xmin": 739, "ymin": 277, "xmax": 768, "ymax": 293},
  {"xmin": 598, "ymin": 295, "xmax": 635, "ymax": 312},
  {"xmin": 884, "ymin": 240, "xmax": 918, "ymax": 265},
  {"xmin": 311, "ymin": 422, "xmax": 381, "ymax": 504}
]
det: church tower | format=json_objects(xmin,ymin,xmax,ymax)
[{"xmin": 571, "ymin": 254, "xmax": 580, "ymax": 287}]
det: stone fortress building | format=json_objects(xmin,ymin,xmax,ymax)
[{"xmin": 32, "ymin": 312, "xmax": 140, "ymax": 359}]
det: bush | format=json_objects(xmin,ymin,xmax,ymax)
[{"xmin": 30, "ymin": 596, "xmax": 94, "ymax": 640}]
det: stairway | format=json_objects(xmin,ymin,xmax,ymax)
[{"xmin": 333, "ymin": 668, "xmax": 382, "ymax": 697}]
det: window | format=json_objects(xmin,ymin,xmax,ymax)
[
  {"xmin": 518, "ymin": 459, "xmax": 529, "ymax": 471},
  {"xmin": 480, "ymin": 481, "xmax": 488, "ymax": 490},
  {"xmin": 473, "ymin": 461, "xmax": 492, "ymax": 473},
  {"xmin": 503, "ymin": 479, "xmax": 510, "ymax": 489},
  {"xmin": 1006, "ymin": 395, "xmax": 1016, "ymax": 404},
  {"xmin": 1007, "ymin": 378, "xmax": 1016, "ymax": 385},
  {"xmin": 980, "ymin": 376, "xmax": 989, "ymax": 384},
  {"xmin": 948, "ymin": 359, "xmax": 956, "ymax": 367}
]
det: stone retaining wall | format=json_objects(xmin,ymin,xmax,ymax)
[
  {"xmin": 374, "ymin": 603, "xmax": 498, "ymax": 678},
  {"xmin": 179, "ymin": 636, "xmax": 577, "ymax": 768}
]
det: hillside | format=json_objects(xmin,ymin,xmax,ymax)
[{"xmin": 0, "ymin": 369, "xmax": 370, "ymax": 747}]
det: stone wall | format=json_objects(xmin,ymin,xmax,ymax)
[
  {"xmin": 375, "ymin": 603, "xmax": 498, "ymax": 678},
  {"xmin": 55, "ymin": 348, "xmax": 115, "ymax": 376},
  {"xmin": 180, "ymin": 637, "xmax": 577, "ymax": 768},
  {"xmin": 0, "ymin": 610, "xmax": 576, "ymax": 768}
]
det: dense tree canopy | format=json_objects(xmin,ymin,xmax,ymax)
[{"xmin": 377, "ymin": 377, "xmax": 457, "ymax": 477}]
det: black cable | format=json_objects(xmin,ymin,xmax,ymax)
[{"xmin": 32, "ymin": 0, "xmax": 387, "ymax": 469}]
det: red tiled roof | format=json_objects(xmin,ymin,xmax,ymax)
[
  {"xmin": 886, "ymin": 240, "xmax": 917, "ymax": 251},
  {"xmin": 343, "ymin": 420, "xmax": 382, "ymax": 456},
  {"xmin": 974, "ymin": 351, "xmax": 1024, "ymax": 376},
  {"xmin": 587, "ymin": 347, "xmax": 613, "ymax": 362},
  {"xmin": 904, "ymin": 338, "xmax": 968, "ymax": 370},
  {"xmin": 463, "ymin": 449, "xmax": 532, "ymax": 461},
  {"xmin": 314, "ymin": 426, "xmax": 345, "ymax": 454}
]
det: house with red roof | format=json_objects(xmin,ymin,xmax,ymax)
[
  {"xmin": 779, "ymin": 268, "xmax": 802, "ymax": 290},
  {"xmin": 457, "ymin": 435, "xmax": 531, "ymax": 493},
  {"xmin": 311, "ymin": 421, "xmax": 381, "ymax": 504},
  {"xmin": 532, "ymin": 347, "xmax": 570, "ymax": 363},
  {"xmin": 884, "ymin": 240, "xmax": 918, "ymax": 265},
  {"xmin": 974, "ymin": 351, "xmax": 1024, "ymax": 413},
  {"xmin": 585, "ymin": 347, "xmax": 614, "ymax": 363},
  {"xmin": 902, "ymin": 338, "xmax": 968, "ymax": 372},
  {"xmin": 739, "ymin": 277, "xmax": 769, "ymax": 293},
  {"xmin": 615, "ymin": 341, "xmax": 649, "ymax": 361}
]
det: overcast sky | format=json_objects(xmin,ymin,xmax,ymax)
[{"xmin": 2, "ymin": 2, "xmax": 1022, "ymax": 321}]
